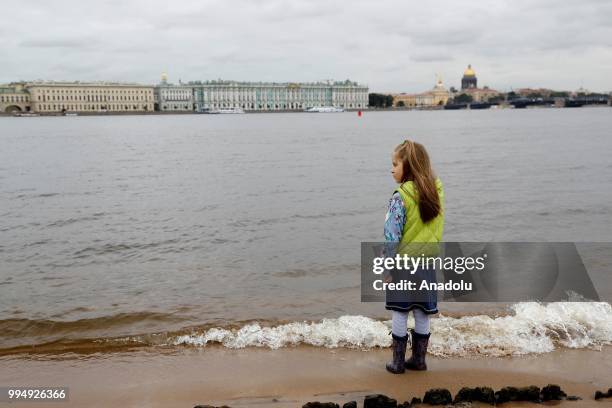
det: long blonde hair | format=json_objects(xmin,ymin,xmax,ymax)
[{"xmin": 394, "ymin": 140, "xmax": 441, "ymax": 223}]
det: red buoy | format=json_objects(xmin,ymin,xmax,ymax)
[{"xmin": 358, "ymin": 110, "xmax": 362, "ymax": 117}]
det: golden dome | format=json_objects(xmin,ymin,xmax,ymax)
[
  {"xmin": 463, "ymin": 64, "xmax": 476, "ymax": 77},
  {"xmin": 161, "ymin": 72, "xmax": 168, "ymax": 82}
]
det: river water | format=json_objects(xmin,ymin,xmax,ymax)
[{"xmin": 1, "ymin": 108, "xmax": 611, "ymax": 356}]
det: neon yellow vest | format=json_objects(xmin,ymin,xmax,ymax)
[{"xmin": 395, "ymin": 178, "xmax": 445, "ymax": 256}]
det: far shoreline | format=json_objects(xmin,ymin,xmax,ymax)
[{"xmin": 1, "ymin": 104, "xmax": 611, "ymax": 118}]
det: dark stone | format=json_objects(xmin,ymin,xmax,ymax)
[
  {"xmin": 494, "ymin": 385, "xmax": 542, "ymax": 403},
  {"xmin": 517, "ymin": 385, "xmax": 541, "ymax": 402},
  {"xmin": 541, "ymin": 384, "xmax": 567, "ymax": 401},
  {"xmin": 495, "ymin": 386, "xmax": 519, "ymax": 403},
  {"xmin": 566, "ymin": 395, "xmax": 582, "ymax": 401},
  {"xmin": 453, "ymin": 387, "xmax": 472, "ymax": 403},
  {"xmin": 453, "ymin": 386, "xmax": 495, "ymax": 404},
  {"xmin": 397, "ymin": 402, "xmax": 411, "ymax": 408},
  {"xmin": 594, "ymin": 389, "xmax": 612, "ymax": 400},
  {"xmin": 474, "ymin": 386, "xmax": 495, "ymax": 404},
  {"xmin": 302, "ymin": 403, "xmax": 339, "ymax": 408},
  {"xmin": 193, "ymin": 406, "xmax": 230, "ymax": 408},
  {"xmin": 342, "ymin": 402, "xmax": 357, "ymax": 408},
  {"xmin": 422, "ymin": 388, "xmax": 452, "ymax": 405},
  {"xmin": 363, "ymin": 394, "xmax": 397, "ymax": 408},
  {"xmin": 410, "ymin": 397, "xmax": 421, "ymax": 405}
]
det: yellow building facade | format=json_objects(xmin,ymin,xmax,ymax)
[
  {"xmin": 0, "ymin": 83, "xmax": 31, "ymax": 113},
  {"xmin": 393, "ymin": 78, "xmax": 450, "ymax": 108},
  {"xmin": 27, "ymin": 82, "xmax": 154, "ymax": 113},
  {"xmin": 461, "ymin": 86, "xmax": 501, "ymax": 102}
]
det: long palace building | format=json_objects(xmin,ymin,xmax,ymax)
[
  {"xmin": 1, "ymin": 81, "xmax": 155, "ymax": 113},
  {"xmin": 1, "ymin": 76, "xmax": 368, "ymax": 114},
  {"xmin": 187, "ymin": 79, "xmax": 368, "ymax": 112}
]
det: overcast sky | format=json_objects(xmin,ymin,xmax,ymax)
[{"xmin": 2, "ymin": 0, "xmax": 612, "ymax": 93}]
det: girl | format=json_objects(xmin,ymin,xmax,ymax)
[{"xmin": 384, "ymin": 139, "xmax": 444, "ymax": 374}]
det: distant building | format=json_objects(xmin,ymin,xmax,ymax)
[
  {"xmin": 456, "ymin": 65, "xmax": 501, "ymax": 102},
  {"xmin": 154, "ymin": 73, "xmax": 194, "ymax": 111},
  {"xmin": 0, "ymin": 83, "xmax": 31, "ymax": 113},
  {"xmin": 392, "ymin": 93, "xmax": 416, "ymax": 107},
  {"xmin": 516, "ymin": 88, "xmax": 558, "ymax": 98},
  {"xmin": 1, "ymin": 78, "xmax": 369, "ymax": 114},
  {"xmin": 26, "ymin": 82, "xmax": 154, "ymax": 113},
  {"xmin": 392, "ymin": 77, "xmax": 450, "ymax": 108},
  {"xmin": 461, "ymin": 86, "xmax": 501, "ymax": 102},
  {"xmin": 572, "ymin": 87, "xmax": 590, "ymax": 97},
  {"xmin": 461, "ymin": 65, "xmax": 477, "ymax": 90},
  {"xmin": 190, "ymin": 79, "xmax": 368, "ymax": 112}
]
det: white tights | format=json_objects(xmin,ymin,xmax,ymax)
[{"xmin": 391, "ymin": 309, "xmax": 430, "ymax": 337}]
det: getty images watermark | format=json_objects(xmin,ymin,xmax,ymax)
[{"xmin": 361, "ymin": 242, "xmax": 609, "ymax": 303}]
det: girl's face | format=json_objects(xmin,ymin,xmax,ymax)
[{"xmin": 391, "ymin": 152, "xmax": 403, "ymax": 183}]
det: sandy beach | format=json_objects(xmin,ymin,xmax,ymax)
[{"xmin": 2, "ymin": 345, "xmax": 610, "ymax": 407}]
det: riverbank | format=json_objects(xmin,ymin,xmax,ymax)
[
  {"xmin": 0, "ymin": 109, "xmax": 363, "ymax": 117},
  {"xmin": 1, "ymin": 345, "xmax": 610, "ymax": 407},
  {"xmin": 2, "ymin": 104, "xmax": 610, "ymax": 118}
]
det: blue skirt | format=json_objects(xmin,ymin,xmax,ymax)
[{"xmin": 385, "ymin": 265, "xmax": 438, "ymax": 314}]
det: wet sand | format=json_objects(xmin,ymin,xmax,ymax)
[{"xmin": 1, "ymin": 345, "xmax": 610, "ymax": 407}]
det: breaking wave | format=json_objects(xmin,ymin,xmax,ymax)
[
  {"xmin": 172, "ymin": 302, "xmax": 612, "ymax": 357},
  {"xmin": 1, "ymin": 302, "xmax": 610, "ymax": 357}
]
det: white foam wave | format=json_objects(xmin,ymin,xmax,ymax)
[
  {"xmin": 173, "ymin": 315, "xmax": 390, "ymax": 350},
  {"xmin": 171, "ymin": 302, "xmax": 612, "ymax": 357}
]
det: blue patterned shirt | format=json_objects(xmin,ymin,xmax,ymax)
[
  {"xmin": 382, "ymin": 192, "xmax": 406, "ymax": 265},
  {"xmin": 384, "ymin": 192, "xmax": 406, "ymax": 242}
]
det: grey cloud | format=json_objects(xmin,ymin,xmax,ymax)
[
  {"xmin": 19, "ymin": 38, "xmax": 97, "ymax": 49},
  {"xmin": 398, "ymin": 27, "xmax": 483, "ymax": 47},
  {"xmin": 257, "ymin": 0, "xmax": 340, "ymax": 22},
  {"xmin": 2, "ymin": 0, "xmax": 612, "ymax": 92},
  {"xmin": 410, "ymin": 52, "xmax": 454, "ymax": 63}
]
